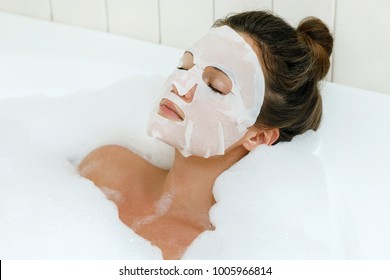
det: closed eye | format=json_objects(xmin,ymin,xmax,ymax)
[
  {"xmin": 203, "ymin": 66, "xmax": 232, "ymax": 96},
  {"xmin": 207, "ymin": 83, "xmax": 224, "ymax": 95}
]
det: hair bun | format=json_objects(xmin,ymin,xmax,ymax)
[{"xmin": 297, "ymin": 17, "xmax": 333, "ymax": 80}]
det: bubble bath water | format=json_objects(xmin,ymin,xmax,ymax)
[{"xmin": 0, "ymin": 76, "xmax": 345, "ymax": 259}]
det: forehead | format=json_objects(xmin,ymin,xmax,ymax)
[
  {"xmin": 188, "ymin": 26, "xmax": 258, "ymax": 72},
  {"xmin": 187, "ymin": 26, "xmax": 265, "ymax": 112}
]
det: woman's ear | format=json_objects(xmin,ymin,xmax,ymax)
[{"xmin": 242, "ymin": 126, "xmax": 280, "ymax": 151}]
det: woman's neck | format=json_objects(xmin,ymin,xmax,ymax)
[{"xmin": 159, "ymin": 146, "xmax": 248, "ymax": 230}]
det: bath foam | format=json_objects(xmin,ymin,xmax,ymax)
[
  {"xmin": 183, "ymin": 131, "xmax": 343, "ymax": 259},
  {"xmin": 131, "ymin": 191, "xmax": 174, "ymax": 230},
  {"xmin": 0, "ymin": 76, "xmax": 342, "ymax": 259},
  {"xmin": 0, "ymin": 76, "xmax": 170, "ymax": 259}
]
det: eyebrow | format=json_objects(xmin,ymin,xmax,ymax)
[
  {"xmin": 183, "ymin": 51, "xmax": 193, "ymax": 58},
  {"xmin": 213, "ymin": 67, "xmax": 225, "ymax": 74},
  {"xmin": 209, "ymin": 66, "xmax": 231, "ymax": 80}
]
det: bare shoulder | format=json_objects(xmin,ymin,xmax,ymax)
[{"xmin": 78, "ymin": 144, "xmax": 164, "ymax": 193}]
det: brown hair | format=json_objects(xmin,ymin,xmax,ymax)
[{"xmin": 214, "ymin": 11, "xmax": 333, "ymax": 143}]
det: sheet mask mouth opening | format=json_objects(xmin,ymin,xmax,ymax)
[{"xmin": 158, "ymin": 98, "xmax": 185, "ymax": 122}]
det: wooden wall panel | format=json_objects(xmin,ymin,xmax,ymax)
[
  {"xmin": 107, "ymin": 0, "xmax": 159, "ymax": 43},
  {"xmin": 160, "ymin": 0, "xmax": 214, "ymax": 49},
  {"xmin": 0, "ymin": 0, "xmax": 51, "ymax": 20},
  {"xmin": 51, "ymin": 0, "xmax": 107, "ymax": 31}
]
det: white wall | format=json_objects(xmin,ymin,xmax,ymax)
[
  {"xmin": 0, "ymin": 0, "xmax": 389, "ymax": 94},
  {"xmin": 332, "ymin": 0, "xmax": 390, "ymax": 95},
  {"xmin": 159, "ymin": 0, "xmax": 214, "ymax": 47},
  {"xmin": 0, "ymin": 0, "xmax": 51, "ymax": 20}
]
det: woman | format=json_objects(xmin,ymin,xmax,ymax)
[{"xmin": 79, "ymin": 11, "xmax": 333, "ymax": 259}]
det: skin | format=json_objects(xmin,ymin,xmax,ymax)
[{"xmin": 78, "ymin": 33, "xmax": 279, "ymax": 260}]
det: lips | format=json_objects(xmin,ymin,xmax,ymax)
[{"xmin": 158, "ymin": 98, "xmax": 185, "ymax": 122}]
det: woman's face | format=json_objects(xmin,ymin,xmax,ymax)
[{"xmin": 147, "ymin": 26, "xmax": 265, "ymax": 158}]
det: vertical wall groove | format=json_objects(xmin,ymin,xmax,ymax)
[
  {"xmin": 49, "ymin": 0, "xmax": 53, "ymax": 21},
  {"xmin": 330, "ymin": 0, "xmax": 337, "ymax": 82},
  {"xmin": 212, "ymin": 0, "xmax": 216, "ymax": 22},
  {"xmin": 157, "ymin": 0, "xmax": 162, "ymax": 44},
  {"xmin": 104, "ymin": 0, "xmax": 110, "ymax": 32}
]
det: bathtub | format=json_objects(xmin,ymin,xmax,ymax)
[{"xmin": 1, "ymin": 12, "xmax": 389, "ymax": 260}]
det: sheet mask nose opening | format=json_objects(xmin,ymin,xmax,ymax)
[{"xmin": 172, "ymin": 70, "xmax": 198, "ymax": 96}]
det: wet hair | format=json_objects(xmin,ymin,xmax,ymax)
[{"xmin": 214, "ymin": 11, "xmax": 333, "ymax": 143}]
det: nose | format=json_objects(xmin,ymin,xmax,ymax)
[
  {"xmin": 171, "ymin": 68, "xmax": 199, "ymax": 102},
  {"xmin": 171, "ymin": 83, "xmax": 197, "ymax": 103}
]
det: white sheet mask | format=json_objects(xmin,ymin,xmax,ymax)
[{"xmin": 147, "ymin": 26, "xmax": 265, "ymax": 158}]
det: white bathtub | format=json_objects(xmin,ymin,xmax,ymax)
[{"xmin": 1, "ymin": 12, "xmax": 389, "ymax": 259}]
